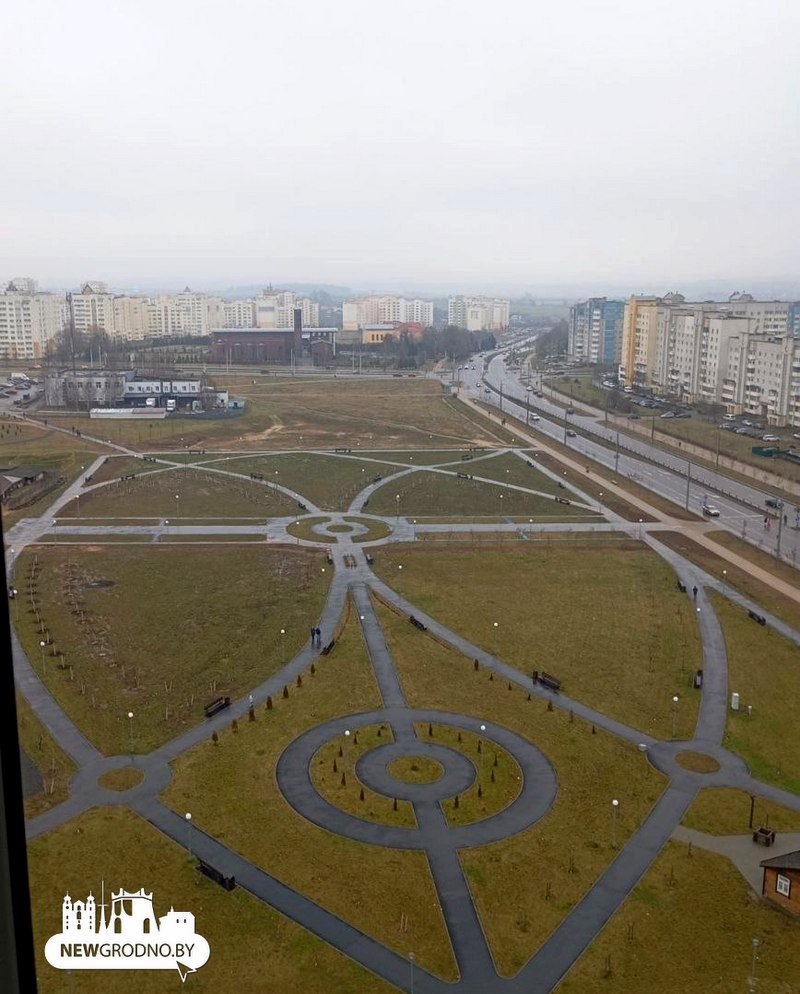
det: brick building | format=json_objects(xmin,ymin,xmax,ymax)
[{"xmin": 761, "ymin": 850, "xmax": 800, "ymax": 915}]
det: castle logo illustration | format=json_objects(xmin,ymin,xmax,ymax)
[{"xmin": 44, "ymin": 883, "xmax": 210, "ymax": 982}]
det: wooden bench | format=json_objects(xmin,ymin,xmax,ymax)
[
  {"xmin": 198, "ymin": 859, "xmax": 236, "ymax": 890},
  {"xmin": 320, "ymin": 639, "xmax": 336, "ymax": 656},
  {"xmin": 753, "ymin": 827, "xmax": 775, "ymax": 847},
  {"xmin": 533, "ymin": 670, "xmax": 562, "ymax": 692},
  {"xmin": 409, "ymin": 615, "xmax": 428, "ymax": 632},
  {"xmin": 204, "ymin": 696, "xmax": 231, "ymax": 718},
  {"xmin": 748, "ymin": 610, "xmax": 767, "ymax": 626}
]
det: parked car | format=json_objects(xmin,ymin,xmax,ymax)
[
  {"xmin": 674, "ymin": 412, "xmax": 691, "ymax": 419},
  {"xmin": 735, "ymin": 428, "xmax": 749, "ymax": 435},
  {"xmin": 660, "ymin": 412, "xmax": 675, "ymax": 419},
  {"xmin": 762, "ymin": 434, "xmax": 780, "ymax": 442},
  {"xmin": 765, "ymin": 497, "xmax": 783, "ymax": 509},
  {"xmin": 702, "ymin": 503, "xmax": 721, "ymax": 517},
  {"xmin": 566, "ymin": 430, "xmax": 577, "ymax": 437}
]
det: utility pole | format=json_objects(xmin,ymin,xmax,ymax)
[
  {"xmin": 499, "ymin": 382, "xmax": 503, "ymax": 412},
  {"xmin": 775, "ymin": 508, "xmax": 783, "ymax": 561},
  {"xmin": 614, "ymin": 431, "xmax": 620, "ymax": 474},
  {"xmin": 685, "ymin": 460, "xmax": 691, "ymax": 510}
]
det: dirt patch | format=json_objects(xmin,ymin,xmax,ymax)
[{"xmin": 676, "ymin": 752, "xmax": 721, "ymax": 774}]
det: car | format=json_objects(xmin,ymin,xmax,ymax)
[
  {"xmin": 673, "ymin": 412, "xmax": 691, "ymax": 419},
  {"xmin": 484, "ymin": 388, "xmax": 491, "ymax": 394},
  {"xmin": 794, "ymin": 433, "xmax": 800, "ymax": 441},
  {"xmin": 735, "ymin": 427, "xmax": 749, "ymax": 434},
  {"xmin": 660, "ymin": 412, "xmax": 675, "ymax": 419},
  {"xmin": 765, "ymin": 497, "xmax": 783, "ymax": 509},
  {"xmin": 702, "ymin": 504, "xmax": 721, "ymax": 517},
  {"xmin": 566, "ymin": 430, "xmax": 577, "ymax": 437},
  {"xmin": 762, "ymin": 434, "xmax": 780, "ymax": 442},
  {"xmin": 742, "ymin": 420, "xmax": 753, "ymax": 427}
]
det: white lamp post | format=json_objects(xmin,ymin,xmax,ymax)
[
  {"xmin": 611, "ymin": 798, "xmax": 619, "ymax": 847},
  {"xmin": 672, "ymin": 695, "xmax": 679, "ymax": 738},
  {"xmin": 39, "ymin": 639, "xmax": 46, "ymax": 676},
  {"xmin": 127, "ymin": 711, "xmax": 134, "ymax": 760},
  {"xmin": 185, "ymin": 812, "xmax": 193, "ymax": 857}
]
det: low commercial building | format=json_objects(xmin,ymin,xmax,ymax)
[
  {"xmin": 209, "ymin": 325, "xmax": 336, "ymax": 363},
  {"xmin": 761, "ymin": 850, "xmax": 800, "ymax": 916},
  {"xmin": 44, "ymin": 370, "xmax": 220, "ymax": 410}
]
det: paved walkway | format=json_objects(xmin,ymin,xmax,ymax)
[
  {"xmin": 672, "ymin": 826, "xmax": 800, "ymax": 894},
  {"xmin": 10, "ymin": 438, "xmax": 800, "ymax": 992}
]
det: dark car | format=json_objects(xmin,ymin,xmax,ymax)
[{"xmin": 765, "ymin": 497, "xmax": 783, "ymax": 510}]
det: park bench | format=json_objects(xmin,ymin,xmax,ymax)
[
  {"xmin": 198, "ymin": 859, "xmax": 236, "ymax": 890},
  {"xmin": 461, "ymin": 453, "xmax": 473, "ymax": 461},
  {"xmin": 409, "ymin": 615, "xmax": 427, "ymax": 631},
  {"xmin": 555, "ymin": 496, "xmax": 571, "ymax": 505},
  {"xmin": 373, "ymin": 475, "xmax": 383, "ymax": 482},
  {"xmin": 456, "ymin": 472, "xmax": 472, "ymax": 480},
  {"xmin": 334, "ymin": 447, "xmax": 352, "ymax": 454},
  {"xmin": 557, "ymin": 481, "xmax": 566, "ymax": 489},
  {"xmin": 753, "ymin": 827, "xmax": 775, "ymax": 847},
  {"xmin": 693, "ymin": 669, "xmax": 703, "ymax": 689},
  {"xmin": 533, "ymin": 670, "xmax": 562, "ymax": 692},
  {"xmin": 326, "ymin": 551, "xmax": 334, "ymax": 563},
  {"xmin": 203, "ymin": 696, "xmax": 231, "ymax": 719},
  {"xmin": 297, "ymin": 502, "xmax": 307, "ymax": 510},
  {"xmin": 676, "ymin": 580, "xmax": 687, "ymax": 593},
  {"xmin": 320, "ymin": 639, "xmax": 336, "ymax": 656},
  {"xmin": 365, "ymin": 553, "xmax": 374, "ymax": 565},
  {"xmin": 748, "ymin": 610, "xmax": 767, "ymax": 626},
  {"xmin": 84, "ymin": 474, "xmax": 94, "ymax": 484}
]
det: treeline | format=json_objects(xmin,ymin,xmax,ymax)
[{"xmin": 380, "ymin": 326, "xmax": 497, "ymax": 367}]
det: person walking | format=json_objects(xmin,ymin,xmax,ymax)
[
  {"xmin": 692, "ymin": 585, "xmax": 698, "ymax": 600},
  {"xmin": 310, "ymin": 626, "xmax": 315, "ymax": 645}
]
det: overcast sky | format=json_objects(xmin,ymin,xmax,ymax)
[{"xmin": 2, "ymin": 0, "xmax": 798, "ymax": 294}]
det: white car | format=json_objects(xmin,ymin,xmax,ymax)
[
  {"xmin": 702, "ymin": 504, "xmax": 721, "ymax": 517},
  {"xmin": 762, "ymin": 434, "xmax": 780, "ymax": 442}
]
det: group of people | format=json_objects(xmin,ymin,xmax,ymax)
[{"xmin": 309, "ymin": 626, "xmax": 322, "ymax": 646}]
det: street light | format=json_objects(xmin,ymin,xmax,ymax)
[
  {"xmin": 53, "ymin": 518, "xmax": 58, "ymax": 545},
  {"xmin": 39, "ymin": 639, "xmax": 46, "ymax": 676},
  {"xmin": 671, "ymin": 695, "xmax": 679, "ymax": 738},
  {"xmin": 185, "ymin": 812, "xmax": 193, "ymax": 857},
  {"xmin": 395, "ymin": 493, "xmax": 401, "ymax": 521},
  {"xmin": 611, "ymin": 798, "xmax": 619, "ymax": 848},
  {"xmin": 749, "ymin": 937, "xmax": 760, "ymax": 993},
  {"xmin": 127, "ymin": 711, "xmax": 134, "ymax": 760},
  {"xmin": 479, "ymin": 723, "xmax": 486, "ymax": 785},
  {"xmin": 409, "ymin": 952, "xmax": 415, "ymax": 994},
  {"xmin": 344, "ymin": 729, "xmax": 350, "ymax": 777}
]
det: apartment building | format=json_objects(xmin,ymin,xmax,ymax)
[
  {"xmin": 112, "ymin": 295, "xmax": 150, "ymax": 340},
  {"xmin": 0, "ymin": 282, "xmax": 67, "ymax": 359},
  {"xmin": 568, "ymin": 298, "xmax": 624, "ymax": 364},
  {"xmin": 223, "ymin": 298, "xmax": 257, "ymax": 328},
  {"xmin": 447, "ymin": 296, "xmax": 509, "ymax": 332},
  {"xmin": 255, "ymin": 291, "xmax": 319, "ymax": 329},
  {"xmin": 342, "ymin": 296, "xmax": 433, "ymax": 331},
  {"xmin": 70, "ymin": 283, "xmax": 116, "ymax": 334}
]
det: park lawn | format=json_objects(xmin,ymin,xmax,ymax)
[
  {"xmin": 653, "ymin": 531, "xmax": 800, "ymax": 631},
  {"xmin": 409, "ymin": 722, "xmax": 522, "ymax": 826},
  {"xmin": 84, "ymin": 454, "xmax": 170, "ymax": 484},
  {"xmin": 711, "ymin": 592, "xmax": 800, "ymax": 794},
  {"xmin": 369, "ymin": 449, "xmax": 492, "ymax": 465},
  {"xmin": 707, "ymin": 530, "xmax": 800, "ymax": 589},
  {"xmin": 58, "ymin": 467, "xmax": 299, "ymax": 518},
  {"xmin": 157, "ymin": 534, "xmax": 266, "ymax": 543},
  {"xmin": 376, "ymin": 603, "xmax": 666, "ymax": 977},
  {"xmin": 682, "ymin": 788, "xmax": 800, "ymax": 835},
  {"xmin": 368, "ymin": 471, "xmax": 598, "ymax": 519},
  {"xmin": 27, "ymin": 807, "xmax": 398, "ymax": 994},
  {"xmin": 556, "ymin": 842, "xmax": 800, "ymax": 994},
  {"xmin": 207, "ymin": 453, "xmax": 398, "ymax": 510},
  {"xmin": 348, "ymin": 517, "xmax": 393, "ymax": 543},
  {"xmin": 164, "ymin": 611, "xmax": 458, "ymax": 981},
  {"xmin": 13, "ymin": 545, "xmax": 330, "ymax": 755},
  {"xmin": 461, "ymin": 451, "xmax": 564, "ymax": 496},
  {"xmin": 15, "ymin": 693, "xmax": 75, "ymax": 819},
  {"xmin": 311, "ymin": 723, "xmax": 417, "ymax": 827},
  {"xmin": 374, "ymin": 543, "xmax": 702, "ymax": 739}
]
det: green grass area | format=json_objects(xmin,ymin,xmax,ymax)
[
  {"xmin": 347, "ymin": 516, "xmax": 393, "ymax": 543},
  {"xmin": 370, "ymin": 449, "xmax": 494, "ymax": 465},
  {"xmin": 712, "ymin": 592, "xmax": 800, "ymax": 794},
  {"xmin": 374, "ymin": 543, "xmax": 702, "ymax": 738},
  {"xmin": 706, "ymin": 529, "xmax": 800, "ymax": 588},
  {"xmin": 462, "ymin": 451, "xmax": 563, "ymax": 495},
  {"xmin": 164, "ymin": 609, "xmax": 457, "ymax": 980},
  {"xmin": 15, "ymin": 693, "xmax": 75, "ymax": 819},
  {"xmin": 209, "ymin": 452, "xmax": 398, "ymax": 510},
  {"xmin": 47, "ymin": 379, "xmax": 511, "ymax": 452},
  {"xmin": 311, "ymin": 723, "xmax": 416, "ymax": 827},
  {"xmin": 157, "ymin": 534, "xmax": 266, "ymax": 542},
  {"xmin": 556, "ymin": 841, "xmax": 800, "ymax": 993},
  {"xmin": 377, "ymin": 603, "xmax": 666, "ymax": 976},
  {"xmin": 13, "ymin": 545, "xmax": 330, "ymax": 754},
  {"xmin": 97, "ymin": 767, "xmax": 144, "ymax": 791},
  {"xmin": 85, "ymin": 455, "xmax": 168, "ymax": 484},
  {"xmin": 413, "ymin": 721, "xmax": 523, "ymax": 826},
  {"xmin": 388, "ymin": 754, "xmax": 444, "ymax": 783},
  {"xmin": 368, "ymin": 470, "xmax": 599, "ymax": 519},
  {"xmin": 28, "ymin": 807, "xmax": 398, "ymax": 994},
  {"xmin": 654, "ymin": 531, "xmax": 800, "ymax": 631},
  {"xmin": 682, "ymin": 787, "xmax": 800, "ymax": 835},
  {"xmin": 58, "ymin": 467, "xmax": 299, "ymax": 518}
]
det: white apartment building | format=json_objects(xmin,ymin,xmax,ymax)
[
  {"xmin": 147, "ymin": 289, "xmax": 213, "ymax": 337},
  {"xmin": 447, "ymin": 296, "xmax": 509, "ymax": 332},
  {"xmin": 223, "ymin": 298, "xmax": 257, "ymax": 328},
  {"xmin": 112, "ymin": 296, "xmax": 150, "ymax": 340},
  {"xmin": 70, "ymin": 284, "xmax": 116, "ymax": 335},
  {"xmin": 342, "ymin": 296, "xmax": 433, "ymax": 331},
  {"xmin": 0, "ymin": 283, "xmax": 67, "ymax": 359},
  {"xmin": 255, "ymin": 291, "xmax": 319, "ymax": 329}
]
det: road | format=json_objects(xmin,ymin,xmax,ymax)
[{"xmin": 454, "ymin": 353, "xmax": 800, "ymax": 568}]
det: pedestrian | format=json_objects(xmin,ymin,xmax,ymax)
[
  {"xmin": 692, "ymin": 585, "xmax": 698, "ymax": 600},
  {"xmin": 316, "ymin": 627, "xmax": 322, "ymax": 646},
  {"xmin": 783, "ymin": 514, "xmax": 788, "ymax": 526},
  {"xmin": 310, "ymin": 626, "xmax": 315, "ymax": 645},
  {"xmin": 764, "ymin": 516, "xmax": 769, "ymax": 529}
]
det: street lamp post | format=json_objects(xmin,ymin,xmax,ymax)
[
  {"xmin": 280, "ymin": 628, "xmax": 286, "ymax": 664},
  {"xmin": 53, "ymin": 519, "xmax": 58, "ymax": 545},
  {"xmin": 563, "ymin": 411, "xmax": 569, "ymax": 446},
  {"xmin": 127, "ymin": 711, "xmax": 134, "ymax": 760},
  {"xmin": 395, "ymin": 493, "xmax": 400, "ymax": 522},
  {"xmin": 749, "ymin": 937, "xmax": 760, "ymax": 993},
  {"xmin": 614, "ymin": 431, "xmax": 620, "ymax": 474},
  {"xmin": 479, "ymin": 723, "xmax": 486, "ymax": 785},
  {"xmin": 185, "ymin": 812, "xmax": 193, "ymax": 857},
  {"xmin": 611, "ymin": 798, "xmax": 619, "ymax": 848},
  {"xmin": 409, "ymin": 952, "xmax": 415, "ymax": 994},
  {"xmin": 39, "ymin": 639, "xmax": 46, "ymax": 677},
  {"xmin": 671, "ymin": 695, "xmax": 679, "ymax": 738}
]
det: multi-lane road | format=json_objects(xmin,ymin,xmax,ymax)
[{"xmin": 455, "ymin": 352, "xmax": 800, "ymax": 567}]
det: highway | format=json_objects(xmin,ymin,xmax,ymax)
[{"xmin": 455, "ymin": 352, "xmax": 800, "ymax": 568}]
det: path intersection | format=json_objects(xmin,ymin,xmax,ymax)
[{"xmin": 7, "ymin": 430, "xmax": 800, "ymax": 993}]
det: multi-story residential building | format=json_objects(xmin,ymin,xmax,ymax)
[
  {"xmin": 0, "ymin": 282, "xmax": 67, "ymax": 359},
  {"xmin": 343, "ymin": 296, "xmax": 433, "ymax": 331},
  {"xmin": 255, "ymin": 290, "xmax": 319, "ymax": 329},
  {"xmin": 447, "ymin": 296, "xmax": 509, "ymax": 332},
  {"xmin": 568, "ymin": 298, "xmax": 624, "ymax": 365},
  {"xmin": 70, "ymin": 283, "xmax": 116, "ymax": 335},
  {"xmin": 223, "ymin": 298, "xmax": 257, "ymax": 328},
  {"xmin": 112, "ymin": 296, "xmax": 150, "ymax": 340}
]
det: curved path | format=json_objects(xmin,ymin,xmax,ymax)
[{"xmin": 8, "ymin": 440, "xmax": 800, "ymax": 993}]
